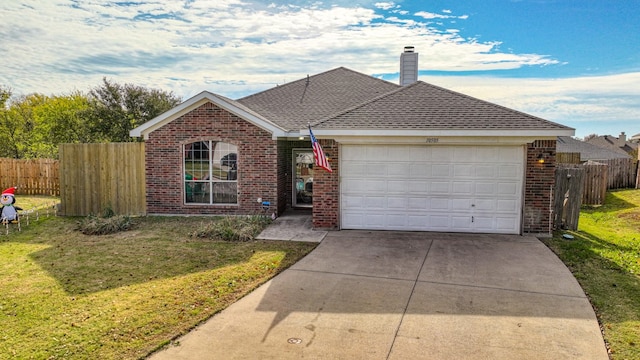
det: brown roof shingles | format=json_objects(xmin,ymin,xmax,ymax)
[
  {"xmin": 314, "ymin": 81, "xmax": 573, "ymax": 131},
  {"xmin": 237, "ymin": 67, "xmax": 400, "ymax": 131},
  {"xmin": 237, "ymin": 67, "xmax": 572, "ymax": 133}
]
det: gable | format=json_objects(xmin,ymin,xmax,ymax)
[{"xmin": 130, "ymin": 91, "xmax": 287, "ymax": 140}]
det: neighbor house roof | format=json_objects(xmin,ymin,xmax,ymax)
[
  {"xmin": 310, "ymin": 80, "xmax": 574, "ymax": 137},
  {"xmin": 237, "ymin": 67, "xmax": 401, "ymax": 130},
  {"xmin": 557, "ymin": 136, "xmax": 631, "ymax": 161},
  {"xmin": 586, "ymin": 134, "xmax": 638, "ymax": 156}
]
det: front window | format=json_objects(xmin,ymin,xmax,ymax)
[{"xmin": 184, "ymin": 141, "xmax": 238, "ymax": 204}]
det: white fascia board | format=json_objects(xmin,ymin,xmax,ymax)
[
  {"xmin": 328, "ymin": 136, "xmax": 553, "ymax": 146},
  {"xmin": 130, "ymin": 91, "xmax": 287, "ymax": 140},
  {"xmin": 300, "ymin": 128, "xmax": 575, "ymax": 138}
]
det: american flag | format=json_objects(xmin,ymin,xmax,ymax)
[{"xmin": 309, "ymin": 126, "xmax": 332, "ymax": 173}]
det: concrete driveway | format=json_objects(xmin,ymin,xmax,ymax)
[{"xmin": 149, "ymin": 231, "xmax": 608, "ymax": 360}]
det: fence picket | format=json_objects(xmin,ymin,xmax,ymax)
[
  {"xmin": 0, "ymin": 158, "xmax": 59, "ymax": 196},
  {"xmin": 59, "ymin": 143, "xmax": 146, "ymax": 216}
]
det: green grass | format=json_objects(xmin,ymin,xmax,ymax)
[
  {"xmin": 542, "ymin": 189, "xmax": 640, "ymax": 359},
  {"xmin": 0, "ymin": 204, "xmax": 317, "ymax": 359}
]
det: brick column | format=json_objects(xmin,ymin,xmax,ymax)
[
  {"xmin": 523, "ymin": 140, "xmax": 556, "ymax": 235},
  {"xmin": 312, "ymin": 139, "xmax": 340, "ymax": 229}
]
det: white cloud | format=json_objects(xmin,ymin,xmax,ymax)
[
  {"xmin": 374, "ymin": 2, "xmax": 396, "ymax": 10},
  {"xmin": 414, "ymin": 11, "xmax": 450, "ymax": 19},
  {"xmin": 7, "ymin": 0, "xmax": 627, "ymax": 137}
]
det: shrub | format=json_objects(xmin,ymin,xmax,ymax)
[
  {"xmin": 191, "ymin": 215, "xmax": 271, "ymax": 242},
  {"xmin": 76, "ymin": 214, "xmax": 134, "ymax": 235}
]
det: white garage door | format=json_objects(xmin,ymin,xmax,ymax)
[{"xmin": 341, "ymin": 145, "xmax": 524, "ymax": 234}]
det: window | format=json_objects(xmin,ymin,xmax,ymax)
[{"xmin": 184, "ymin": 141, "xmax": 238, "ymax": 204}]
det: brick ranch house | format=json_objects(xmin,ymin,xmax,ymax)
[{"xmin": 130, "ymin": 49, "xmax": 574, "ymax": 236}]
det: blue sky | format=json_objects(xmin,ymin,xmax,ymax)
[{"xmin": 1, "ymin": 0, "xmax": 639, "ymax": 138}]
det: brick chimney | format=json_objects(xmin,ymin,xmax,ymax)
[
  {"xmin": 619, "ymin": 132, "xmax": 626, "ymax": 142},
  {"xmin": 400, "ymin": 46, "xmax": 418, "ymax": 86}
]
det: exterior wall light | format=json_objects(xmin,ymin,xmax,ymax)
[{"xmin": 537, "ymin": 154, "xmax": 545, "ymax": 164}]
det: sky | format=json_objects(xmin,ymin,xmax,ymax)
[{"xmin": 1, "ymin": 0, "xmax": 639, "ymax": 139}]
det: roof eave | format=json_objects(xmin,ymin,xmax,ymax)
[{"xmin": 302, "ymin": 128, "xmax": 575, "ymax": 138}]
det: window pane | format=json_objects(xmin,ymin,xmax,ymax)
[
  {"xmin": 184, "ymin": 141, "xmax": 238, "ymax": 205},
  {"xmin": 212, "ymin": 182, "xmax": 237, "ymax": 204}
]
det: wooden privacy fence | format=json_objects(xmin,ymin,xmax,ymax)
[
  {"xmin": 0, "ymin": 158, "xmax": 59, "ymax": 196},
  {"xmin": 556, "ymin": 152, "xmax": 581, "ymax": 164},
  {"xmin": 582, "ymin": 161, "xmax": 608, "ymax": 205},
  {"xmin": 59, "ymin": 143, "xmax": 146, "ymax": 216},
  {"xmin": 554, "ymin": 165, "xmax": 585, "ymax": 230},
  {"xmin": 595, "ymin": 158, "xmax": 637, "ymax": 189}
]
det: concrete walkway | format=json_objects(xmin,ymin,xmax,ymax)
[
  {"xmin": 149, "ymin": 230, "xmax": 608, "ymax": 360},
  {"xmin": 256, "ymin": 209, "xmax": 327, "ymax": 242}
]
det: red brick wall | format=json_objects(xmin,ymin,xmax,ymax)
[
  {"xmin": 145, "ymin": 102, "xmax": 278, "ymax": 215},
  {"xmin": 523, "ymin": 140, "xmax": 556, "ymax": 234},
  {"xmin": 312, "ymin": 139, "xmax": 340, "ymax": 229}
]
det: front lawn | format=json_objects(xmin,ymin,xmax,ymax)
[
  {"xmin": 542, "ymin": 189, "xmax": 640, "ymax": 359},
  {"xmin": 0, "ymin": 210, "xmax": 317, "ymax": 359}
]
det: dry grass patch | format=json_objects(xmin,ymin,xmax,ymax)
[{"xmin": 0, "ymin": 212, "xmax": 316, "ymax": 359}]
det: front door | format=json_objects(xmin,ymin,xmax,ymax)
[{"xmin": 293, "ymin": 150, "xmax": 314, "ymax": 208}]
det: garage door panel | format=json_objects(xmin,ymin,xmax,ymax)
[
  {"xmin": 408, "ymin": 181, "xmax": 429, "ymax": 194},
  {"xmin": 496, "ymin": 217, "xmax": 519, "ymax": 231},
  {"xmin": 388, "ymin": 180, "xmax": 409, "ymax": 193},
  {"xmin": 497, "ymin": 199, "xmax": 518, "ymax": 211},
  {"xmin": 452, "ymin": 198, "xmax": 471, "ymax": 210},
  {"xmin": 432, "ymin": 164, "xmax": 451, "ymax": 177},
  {"xmin": 408, "ymin": 215, "xmax": 429, "ymax": 227},
  {"xmin": 452, "ymin": 216, "xmax": 472, "ymax": 229},
  {"xmin": 475, "ymin": 182, "xmax": 496, "ymax": 195},
  {"xmin": 342, "ymin": 146, "xmax": 365, "ymax": 160},
  {"xmin": 387, "ymin": 197, "xmax": 407, "ymax": 209},
  {"xmin": 498, "ymin": 165, "xmax": 520, "ymax": 178},
  {"xmin": 341, "ymin": 145, "xmax": 523, "ymax": 234},
  {"xmin": 431, "ymin": 147, "xmax": 452, "ymax": 161},
  {"xmin": 366, "ymin": 147, "xmax": 388, "ymax": 160},
  {"xmin": 365, "ymin": 196, "xmax": 386, "ymax": 209},
  {"xmin": 388, "ymin": 163, "xmax": 410, "ymax": 175},
  {"xmin": 364, "ymin": 180, "xmax": 386, "ymax": 192},
  {"xmin": 343, "ymin": 162, "xmax": 366, "ymax": 176},
  {"xmin": 409, "ymin": 165, "xmax": 431, "ymax": 178},
  {"xmin": 473, "ymin": 216, "xmax": 495, "ymax": 231},
  {"xmin": 496, "ymin": 182, "xmax": 518, "ymax": 195},
  {"xmin": 454, "ymin": 164, "xmax": 474, "ymax": 177},
  {"xmin": 429, "ymin": 215, "xmax": 451, "ymax": 228},
  {"xmin": 408, "ymin": 197, "xmax": 428, "ymax": 210},
  {"xmin": 367, "ymin": 164, "xmax": 387, "ymax": 177},
  {"xmin": 430, "ymin": 198, "xmax": 450, "ymax": 210},
  {"xmin": 475, "ymin": 165, "xmax": 497, "ymax": 177},
  {"xmin": 452, "ymin": 181, "xmax": 473, "ymax": 194},
  {"xmin": 431, "ymin": 181, "xmax": 450, "ymax": 193}
]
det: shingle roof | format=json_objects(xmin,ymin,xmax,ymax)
[
  {"xmin": 585, "ymin": 135, "xmax": 638, "ymax": 156},
  {"xmin": 557, "ymin": 136, "xmax": 631, "ymax": 161},
  {"xmin": 237, "ymin": 67, "xmax": 400, "ymax": 131},
  {"xmin": 312, "ymin": 81, "xmax": 572, "ymax": 131}
]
